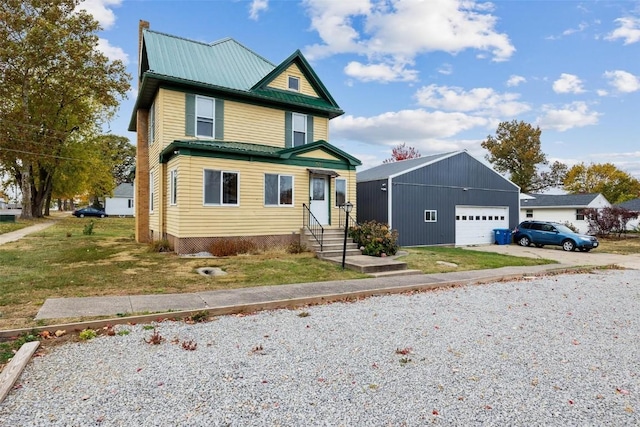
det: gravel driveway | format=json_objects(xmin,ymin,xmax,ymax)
[{"xmin": 1, "ymin": 270, "xmax": 639, "ymax": 426}]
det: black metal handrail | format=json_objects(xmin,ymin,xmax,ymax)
[{"xmin": 302, "ymin": 203, "xmax": 324, "ymax": 251}]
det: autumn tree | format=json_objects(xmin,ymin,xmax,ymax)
[
  {"xmin": 583, "ymin": 207, "xmax": 639, "ymax": 237},
  {"xmin": 481, "ymin": 120, "xmax": 566, "ymax": 193},
  {"xmin": 563, "ymin": 163, "xmax": 640, "ymax": 204},
  {"xmin": 0, "ymin": 0, "xmax": 130, "ymax": 218},
  {"xmin": 383, "ymin": 143, "xmax": 421, "ymax": 163}
]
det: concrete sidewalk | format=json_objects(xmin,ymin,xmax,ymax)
[
  {"xmin": 35, "ymin": 263, "xmax": 582, "ymax": 321},
  {"xmin": 0, "ymin": 221, "xmax": 56, "ymax": 245}
]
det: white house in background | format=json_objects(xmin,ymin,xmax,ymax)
[
  {"xmin": 105, "ymin": 183, "xmax": 134, "ymax": 217},
  {"xmin": 519, "ymin": 193, "xmax": 610, "ymax": 234},
  {"xmin": 0, "ymin": 198, "xmax": 6, "ymax": 209},
  {"xmin": 617, "ymin": 198, "xmax": 640, "ymax": 231}
]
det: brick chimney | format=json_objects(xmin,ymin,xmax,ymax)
[{"xmin": 135, "ymin": 20, "xmax": 150, "ymax": 243}]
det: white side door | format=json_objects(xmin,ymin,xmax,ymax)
[{"xmin": 309, "ymin": 175, "xmax": 329, "ymax": 225}]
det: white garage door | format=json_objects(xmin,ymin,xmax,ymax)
[{"xmin": 455, "ymin": 206, "xmax": 509, "ymax": 246}]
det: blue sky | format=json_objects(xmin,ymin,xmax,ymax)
[{"xmin": 83, "ymin": 0, "xmax": 640, "ymax": 179}]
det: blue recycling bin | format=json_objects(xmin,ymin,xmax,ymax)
[{"xmin": 493, "ymin": 228, "xmax": 512, "ymax": 245}]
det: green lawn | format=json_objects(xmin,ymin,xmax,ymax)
[{"xmin": 0, "ymin": 216, "xmax": 555, "ymax": 331}]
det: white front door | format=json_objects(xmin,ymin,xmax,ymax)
[{"xmin": 309, "ymin": 175, "xmax": 329, "ymax": 225}]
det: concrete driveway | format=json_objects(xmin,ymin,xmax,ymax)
[{"xmin": 464, "ymin": 243, "xmax": 640, "ymax": 270}]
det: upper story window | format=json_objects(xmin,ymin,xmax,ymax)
[
  {"xmin": 149, "ymin": 101, "xmax": 155, "ymax": 145},
  {"xmin": 196, "ymin": 96, "xmax": 215, "ymax": 138},
  {"xmin": 288, "ymin": 76, "xmax": 300, "ymax": 92},
  {"xmin": 292, "ymin": 113, "xmax": 307, "ymax": 147}
]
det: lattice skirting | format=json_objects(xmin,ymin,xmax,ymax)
[{"xmin": 166, "ymin": 233, "xmax": 301, "ymax": 255}]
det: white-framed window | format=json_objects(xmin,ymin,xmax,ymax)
[
  {"xmin": 424, "ymin": 210, "xmax": 437, "ymax": 222},
  {"xmin": 288, "ymin": 76, "xmax": 300, "ymax": 92},
  {"xmin": 292, "ymin": 113, "xmax": 307, "ymax": 147},
  {"xmin": 335, "ymin": 178, "xmax": 347, "ymax": 207},
  {"xmin": 149, "ymin": 171, "xmax": 155, "ymax": 213},
  {"xmin": 264, "ymin": 174, "xmax": 294, "ymax": 206},
  {"xmin": 170, "ymin": 169, "xmax": 178, "ymax": 206},
  {"xmin": 576, "ymin": 209, "xmax": 585, "ymax": 220},
  {"xmin": 149, "ymin": 101, "xmax": 155, "ymax": 145},
  {"xmin": 526, "ymin": 209, "xmax": 533, "ymax": 218},
  {"xmin": 196, "ymin": 95, "xmax": 215, "ymax": 138},
  {"xmin": 203, "ymin": 169, "xmax": 239, "ymax": 206}
]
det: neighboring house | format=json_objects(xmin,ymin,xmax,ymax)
[
  {"xmin": 104, "ymin": 183, "xmax": 134, "ymax": 217},
  {"xmin": 356, "ymin": 151, "xmax": 520, "ymax": 247},
  {"xmin": 519, "ymin": 193, "xmax": 611, "ymax": 234},
  {"xmin": 129, "ymin": 22, "xmax": 360, "ymax": 254},
  {"xmin": 0, "ymin": 198, "xmax": 6, "ymax": 210},
  {"xmin": 616, "ymin": 198, "xmax": 640, "ymax": 230}
]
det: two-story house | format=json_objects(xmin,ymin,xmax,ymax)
[{"xmin": 129, "ymin": 21, "xmax": 360, "ymax": 254}]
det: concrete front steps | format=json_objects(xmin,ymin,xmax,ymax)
[
  {"xmin": 301, "ymin": 227, "xmax": 361, "ymax": 258},
  {"xmin": 301, "ymin": 227, "xmax": 421, "ymax": 277}
]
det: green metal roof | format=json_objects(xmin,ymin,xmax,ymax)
[
  {"xmin": 129, "ymin": 30, "xmax": 344, "ymax": 131},
  {"xmin": 143, "ymin": 31, "xmax": 275, "ymax": 91},
  {"xmin": 159, "ymin": 139, "xmax": 361, "ymax": 168}
]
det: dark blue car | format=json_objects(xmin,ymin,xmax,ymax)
[
  {"xmin": 72, "ymin": 207, "xmax": 108, "ymax": 218},
  {"xmin": 513, "ymin": 220, "xmax": 598, "ymax": 252}
]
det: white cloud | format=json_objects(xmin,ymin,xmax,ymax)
[
  {"xmin": 506, "ymin": 75, "xmax": 526, "ymax": 87},
  {"xmin": 438, "ymin": 63, "xmax": 453, "ymax": 75},
  {"xmin": 606, "ymin": 17, "xmax": 640, "ymax": 44},
  {"xmin": 414, "ymin": 84, "xmax": 530, "ymax": 117},
  {"xmin": 96, "ymin": 38, "xmax": 129, "ymax": 65},
  {"xmin": 249, "ymin": 0, "xmax": 269, "ymax": 20},
  {"xmin": 344, "ymin": 61, "xmax": 418, "ymax": 82},
  {"xmin": 331, "ymin": 109, "xmax": 488, "ymax": 146},
  {"xmin": 552, "ymin": 73, "xmax": 585, "ymax": 94},
  {"xmin": 603, "ymin": 70, "xmax": 640, "ymax": 93},
  {"xmin": 562, "ymin": 22, "xmax": 588, "ymax": 36},
  {"xmin": 537, "ymin": 102, "xmax": 600, "ymax": 132},
  {"xmin": 303, "ymin": 0, "xmax": 515, "ymax": 82},
  {"xmin": 77, "ymin": 0, "xmax": 121, "ymax": 30},
  {"xmin": 597, "ymin": 89, "xmax": 609, "ymax": 97}
]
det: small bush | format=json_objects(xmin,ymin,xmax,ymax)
[
  {"xmin": 562, "ymin": 221, "xmax": 579, "ymax": 233},
  {"xmin": 79, "ymin": 329, "xmax": 97, "ymax": 340},
  {"xmin": 83, "ymin": 220, "xmax": 94, "ymax": 235},
  {"xmin": 348, "ymin": 220, "xmax": 399, "ymax": 257},
  {"xmin": 286, "ymin": 241, "xmax": 307, "ymax": 254},
  {"xmin": 148, "ymin": 239, "xmax": 172, "ymax": 253},
  {"xmin": 209, "ymin": 239, "xmax": 257, "ymax": 257}
]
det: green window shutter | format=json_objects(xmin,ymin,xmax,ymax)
[
  {"xmin": 284, "ymin": 112, "xmax": 292, "ymax": 148},
  {"xmin": 185, "ymin": 93, "xmax": 195, "ymax": 136},
  {"xmin": 215, "ymin": 99, "xmax": 224, "ymax": 140},
  {"xmin": 307, "ymin": 115, "xmax": 314, "ymax": 144}
]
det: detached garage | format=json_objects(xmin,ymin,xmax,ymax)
[{"xmin": 356, "ymin": 151, "xmax": 520, "ymax": 247}]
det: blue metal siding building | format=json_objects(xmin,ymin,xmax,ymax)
[{"xmin": 357, "ymin": 151, "xmax": 520, "ymax": 247}]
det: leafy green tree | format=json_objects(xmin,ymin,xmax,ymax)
[
  {"xmin": 563, "ymin": 163, "xmax": 640, "ymax": 204},
  {"xmin": 0, "ymin": 0, "xmax": 130, "ymax": 218},
  {"xmin": 481, "ymin": 120, "xmax": 566, "ymax": 193}
]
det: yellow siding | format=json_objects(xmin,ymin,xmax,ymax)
[
  {"xmin": 314, "ymin": 117, "xmax": 328, "ymax": 141},
  {"xmin": 295, "ymin": 149, "xmax": 340, "ymax": 161},
  {"xmin": 160, "ymin": 88, "xmax": 188, "ymax": 146},
  {"xmin": 165, "ymin": 156, "xmax": 356, "ymax": 237},
  {"xmin": 225, "ymin": 101, "xmax": 284, "ymax": 147},
  {"xmin": 267, "ymin": 64, "xmax": 319, "ymax": 98}
]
